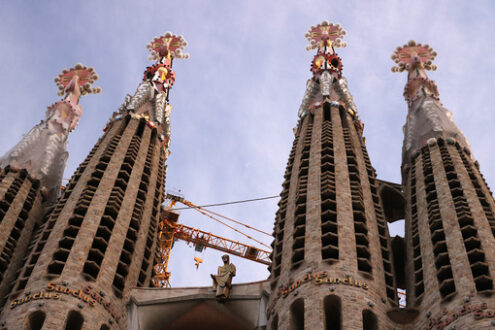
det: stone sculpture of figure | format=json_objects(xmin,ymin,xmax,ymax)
[{"xmin": 210, "ymin": 254, "xmax": 236, "ymax": 302}]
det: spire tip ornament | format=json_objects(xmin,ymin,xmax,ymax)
[
  {"xmin": 305, "ymin": 21, "xmax": 347, "ymax": 51},
  {"xmin": 391, "ymin": 41, "xmax": 437, "ymax": 73},
  {"xmin": 54, "ymin": 64, "xmax": 101, "ymax": 97},
  {"xmin": 108, "ymin": 32, "xmax": 189, "ymax": 160},
  {"xmin": 146, "ymin": 32, "xmax": 190, "ymax": 61},
  {"xmin": 297, "ymin": 22, "xmax": 357, "ymax": 119}
]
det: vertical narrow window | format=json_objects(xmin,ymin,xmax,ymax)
[
  {"xmin": 362, "ymin": 310, "xmax": 378, "ymax": 330},
  {"xmin": 28, "ymin": 311, "xmax": 46, "ymax": 330},
  {"xmin": 324, "ymin": 102, "xmax": 331, "ymax": 121},
  {"xmin": 339, "ymin": 107, "xmax": 348, "ymax": 128},
  {"xmin": 324, "ymin": 295, "xmax": 341, "ymax": 330},
  {"xmin": 64, "ymin": 311, "xmax": 84, "ymax": 330},
  {"xmin": 270, "ymin": 314, "xmax": 278, "ymax": 330},
  {"xmin": 290, "ymin": 298, "xmax": 304, "ymax": 330}
]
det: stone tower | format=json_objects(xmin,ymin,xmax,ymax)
[
  {"xmin": 0, "ymin": 64, "xmax": 100, "ymax": 312},
  {"xmin": 394, "ymin": 41, "xmax": 495, "ymax": 329},
  {"xmin": 266, "ymin": 21, "xmax": 397, "ymax": 329},
  {"xmin": 0, "ymin": 33, "xmax": 187, "ymax": 329}
]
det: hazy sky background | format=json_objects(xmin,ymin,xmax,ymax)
[{"xmin": 0, "ymin": 1, "xmax": 494, "ymax": 288}]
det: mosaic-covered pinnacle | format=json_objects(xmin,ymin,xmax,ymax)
[
  {"xmin": 146, "ymin": 32, "xmax": 190, "ymax": 62},
  {"xmin": 54, "ymin": 63, "xmax": 101, "ymax": 97},
  {"xmin": 394, "ymin": 42, "xmax": 472, "ymax": 167},
  {"xmin": 1, "ymin": 64, "xmax": 101, "ymax": 202},
  {"xmin": 305, "ymin": 21, "xmax": 347, "ymax": 51},
  {"xmin": 391, "ymin": 40, "xmax": 437, "ymax": 73}
]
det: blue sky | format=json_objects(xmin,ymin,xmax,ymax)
[{"xmin": 1, "ymin": 1, "xmax": 494, "ymax": 287}]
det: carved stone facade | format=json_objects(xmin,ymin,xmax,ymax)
[
  {"xmin": 1, "ymin": 26, "xmax": 495, "ymax": 330},
  {"xmin": 267, "ymin": 22, "xmax": 397, "ymax": 329},
  {"xmin": 0, "ymin": 115, "xmax": 165, "ymax": 329},
  {"xmin": 0, "ymin": 38, "xmax": 176, "ymax": 329},
  {"xmin": 395, "ymin": 41, "xmax": 495, "ymax": 330}
]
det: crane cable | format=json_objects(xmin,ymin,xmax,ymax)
[
  {"xmin": 170, "ymin": 195, "xmax": 277, "ymax": 237},
  {"xmin": 171, "ymin": 195, "xmax": 279, "ymax": 210},
  {"xmin": 195, "ymin": 206, "xmax": 272, "ymax": 237},
  {"xmin": 185, "ymin": 202, "xmax": 271, "ymax": 250}
]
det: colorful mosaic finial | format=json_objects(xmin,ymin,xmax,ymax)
[
  {"xmin": 54, "ymin": 63, "xmax": 101, "ymax": 97},
  {"xmin": 146, "ymin": 32, "xmax": 189, "ymax": 62},
  {"xmin": 391, "ymin": 40, "xmax": 437, "ymax": 73},
  {"xmin": 109, "ymin": 32, "xmax": 189, "ymax": 158},
  {"xmin": 305, "ymin": 21, "xmax": 347, "ymax": 51},
  {"xmin": 298, "ymin": 22, "xmax": 357, "ymax": 120},
  {"xmin": 391, "ymin": 41, "xmax": 440, "ymax": 104}
]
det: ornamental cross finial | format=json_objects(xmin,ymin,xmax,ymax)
[
  {"xmin": 391, "ymin": 40, "xmax": 437, "ymax": 73},
  {"xmin": 391, "ymin": 41, "xmax": 440, "ymax": 104},
  {"xmin": 146, "ymin": 32, "xmax": 190, "ymax": 62},
  {"xmin": 54, "ymin": 63, "xmax": 101, "ymax": 97},
  {"xmin": 305, "ymin": 21, "xmax": 347, "ymax": 51}
]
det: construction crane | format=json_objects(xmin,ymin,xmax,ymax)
[{"xmin": 152, "ymin": 193, "xmax": 272, "ymax": 288}]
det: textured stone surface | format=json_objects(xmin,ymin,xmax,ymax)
[
  {"xmin": 267, "ymin": 83, "xmax": 398, "ymax": 329},
  {"xmin": 402, "ymin": 141, "xmax": 495, "ymax": 330},
  {"xmin": 0, "ymin": 168, "xmax": 44, "ymax": 313},
  {"xmin": 0, "ymin": 115, "xmax": 165, "ymax": 329}
]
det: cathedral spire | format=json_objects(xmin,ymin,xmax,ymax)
[
  {"xmin": 395, "ymin": 42, "xmax": 495, "ymax": 328},
  {"xmin": 267, "ymin": 22, "xmax": 398, "ymax": 329},
  {"xmin": 113, "ymin": 32, "xmax": 189, "ymax": 157},
  {"xmin": 298, "ymin": 21, "xmax": 358, "ymax": 123},
  {"xmin": 0, "ymin": 64, "xmax": 100, "ymax": 202},
  {"xmin": 392, "ymin": 41, "xmax": 470, "ymax": 166}
]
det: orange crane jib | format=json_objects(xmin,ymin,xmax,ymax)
[
  {"xmin": 152, "ymin": 194, "xmax": 272, "ymax": 288},
  {"xmin": 172, "ymin": 222, "xmax": 271, "ymax": 265}
]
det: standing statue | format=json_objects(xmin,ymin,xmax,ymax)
[{"xmin": 211, "ymin": 254, "xmax": 236, "ymax": 302}]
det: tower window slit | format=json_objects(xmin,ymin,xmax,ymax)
[
  {"xmin": 28, "ymin": 311, "xmax": 46, "ymax": 330},
  {"xmin": 324, "ymin": 295, "xmax": 341, "ymax": 330},
  {"xmin": 439, "ymin": 144, "xmax": 492, "ymax": 292},
  {"xmin": 323, "ymin": 102, "xmax": 331, "ymax": 121},
  {"xmin": 291, "ymin": 121, "xmax": 312, "ymax": 269},
  {"xmin": 64, "ymin": 311, "xmax": 84, "ymax": 330},
  {"xmin": 290, "ymin": 298, "xmax": 304, "ymax": 330},
  {"xmin": 362, "ymin": 310, "xmax": 378, "ymax": 330},
  {"xmin": 270, "ymin": 314, "xmax": 279, "ymax": 330},
  {"xmin": 421, "ymin": 147, "xmax": 456, "ymax": 299},
  {"xmin": 47, "ymin": 135, "xmax": 112, "ymax": 275},
  {"xmin": 456, "ymin": 144, "xmax": 495, "ymax": 239},
  {"xmin": 83, "ymin": 134, "xmax": 142, "ymax": 281},
  {"xmin": 112, "ymin": 146, "xmax": 150, "ymax": 296},
  {"xmin": 339, "ymin": 107, "xmax": 348, "ymax": 128},
  {"xmin": 321, "ymin": 107, "xmax": 337, "ymax": 262},
  {"xmin": 271, "ymin": 138, "xmax": 296, "ymax": 281},
  {"xmin": 344, "ymin": 131, "xmax": 372, "ymax": 274}
]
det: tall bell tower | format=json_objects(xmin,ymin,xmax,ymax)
[
  {"xmin": 0, "ymin": 33, "xmax": 187, "ymax": 329},
  {"xmin": 394, "ymin": 41, "xmax": 495, "ymax": 329},
  {"xmin": 267, "ymin": 21, "xmax": 397, "ymax": 329},
  {"xmin": 0, "ymin": 64, "xmax": 100, "ymax": 312}
]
